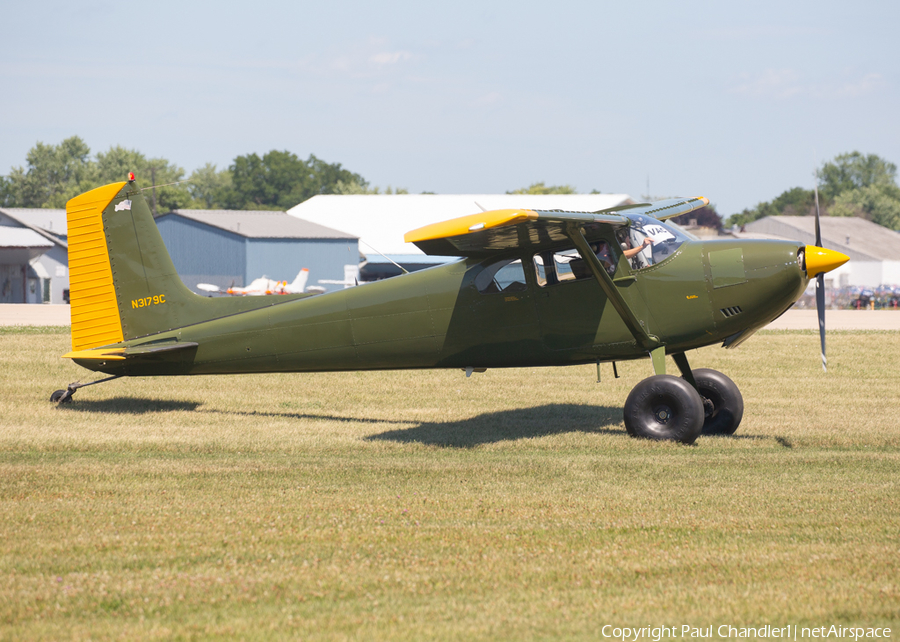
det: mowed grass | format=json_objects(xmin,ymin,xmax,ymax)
[{"xmin": 0, "ymin": 328, "xmax": 898, "ymax": 640}]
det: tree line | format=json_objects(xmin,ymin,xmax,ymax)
[
  {"xmin": 729, "ymin": 152, "xmax": 900, "ymax": 230},
  {"xmin": 2, "ymin": 138, "xmax": 897, "ymax": 231},
  {"xmin": 0, "ymin": 136, "xmax": 389, "ymax": 213}
]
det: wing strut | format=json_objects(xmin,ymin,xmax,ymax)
[{"xmin": 565, "ymin": 225, "xmax": 661, "ymax": 354}]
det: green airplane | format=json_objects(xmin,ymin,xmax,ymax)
[{"xmin": 52, "ymin": 177, "xmax": 849, "ymax": 444}]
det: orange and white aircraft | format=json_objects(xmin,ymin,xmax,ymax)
[{"xmin": 197, "ymin": 268, "xmax": 309, "ymax": 296}]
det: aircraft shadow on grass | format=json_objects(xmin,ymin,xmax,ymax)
[
  {"xmin": 366, "ymin": 403, "xmax": 625, "ymax": 448},
  {"xmin": 58, "ymin": 399, "xmax": 784, "ymax": 448},
  {"xmin": 58, "ymin": 397, "xmax": 202, "ymax": 414}
]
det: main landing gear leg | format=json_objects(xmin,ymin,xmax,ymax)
[
  {"xmin": 672, "ymin": 352, "xmax": 744, "ymax": 436},
  {"xmin": 50, "ymin": 375, "xmax": 122, "ymax": 404}
]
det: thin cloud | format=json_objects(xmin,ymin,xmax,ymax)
[
  {"xmin": 731, "ymin": 69, "xmax": 803, "ymax": 99},
  {"xmin": 730, "ymin": 69, "xmax": 885, "ymax": 100},
  {"xmin": 369, "ymin": 51, "xmax": 413, "ymax": 66},
  {"xmin": 836, "ymin": 72, "xmax": 884, "ymax": 97},
  {"xmin": 709, "ymin": 25, "xmax": 829, "ymax": 41}
]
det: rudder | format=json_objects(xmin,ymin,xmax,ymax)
[{"xmin": 66, "ymin": 178, "xmax": 303, "ymax": 350}]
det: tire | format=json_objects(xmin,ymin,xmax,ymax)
[
  {"xmin": 623, "ymin": 375, "xmax": 704, "ymax": 444},
  {"xmin": 50, "ymin": 389, "xmax": 72, "ymax": 404},
  {"xmin": 688, "ymin": 369, "xmax": 744, "ymax": 435}
]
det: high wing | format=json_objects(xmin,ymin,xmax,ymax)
[
  {"xmin": 592, "ymin": 196, "xmax": 710, "ymax": 222},
  {"xmin": 404, "ymin": 197, "xmax": 709, "ymax": 257}
]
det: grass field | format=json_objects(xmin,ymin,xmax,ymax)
[{"xmin": 1, "ymin": 328, "xmax": 898, "ymax": 640}]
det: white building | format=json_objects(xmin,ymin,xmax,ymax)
[{"xmin": 288, "ymin": 193, "xmax": 635, "ymax": 257}]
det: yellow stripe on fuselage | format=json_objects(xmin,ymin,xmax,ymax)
[{"xmin": 66, "ymin": 182, "xmax": 127, "ymax": 351}]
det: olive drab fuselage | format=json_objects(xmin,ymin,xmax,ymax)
[
  {"xmin": 59, "ymin": 180, "xmax": 848, "ymax": 442},
  {"xmin": 74, "ymin": 233, "xmax": 807, "ymax": 377}
]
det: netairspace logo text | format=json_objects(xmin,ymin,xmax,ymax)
[{"xmin": 600, "ymin": 625, "xmax": 892, "ymax": 642}]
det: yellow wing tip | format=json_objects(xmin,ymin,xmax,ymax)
[{"xmin": 405, "ymin": 209, "xmax": 538, "ymax": 244}]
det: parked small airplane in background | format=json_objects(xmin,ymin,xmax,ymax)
[
  {"xmin": 197, "ymin": 269, "xmax": 309, "ymax": 296},
  {"xmin": 53, "ymin": 177, "xmax": 848, "ymax": 444}
]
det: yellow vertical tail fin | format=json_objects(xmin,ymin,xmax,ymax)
[{"xmin": 66, "ymin": 182, "xmax": 127, "ymax": 351}]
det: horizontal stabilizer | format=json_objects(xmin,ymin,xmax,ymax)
[{"xmin": 63, "ymin": 342, "xmax": 199, "ymax": 361}]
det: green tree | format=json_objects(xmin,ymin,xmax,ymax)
[
  {"xmin": 0, "ymin": 175, "xmax": 13, "ymax": 207},
  {"xmin": 95, "ymin": 146, "xmax": 190, "ymax": 214},
  {"xmin": 186, "ymin": 163, "xmax": 232, "ymax": 209},
  {"xmin": 333, "ymin": 179, "xmax": 377, "ymax": 195},
  {"xmin": 5, "ymin": 136, "xmax": 94, "ymax": 208},
  {"xmin": 332, "ymin": 179, "xmax": 408, "ymax": 195},
  {"xmin": 305, "ymin": 154, "xmax": 368, "ymax": 200},
  {"xmin": 507, "ymin": 181, "xmax": 576, "ymax": 195},
  {"xmin": 671, "ymin": 204, "xmax": 724, "ymax": 231},
  {"xmin": 226, "ymin": 150, "xmax": 305, "ymax": 210},
  {"xmin": 829, "ymin": 183, "xmax": 900, "ymax": 230},
  {"xmin": 818, "ymin": 152, "xmax": 897, "ymax": 202},
  {"xmin": 226, "ymin": 150, "xmax": 369, "ymax": 210},
  {"xmin": 727, "ymin": 152, "xmax": 900, "ymax": 230},
  {"xmin": 729, "ymin": 187, "xmax": 816, "ymax": 227},
  {"xmin": 94, "ymin": 145, "xmax": 146, "ymax": 184}
]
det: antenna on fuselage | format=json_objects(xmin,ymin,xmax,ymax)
[{"xmin": 359, "ymin": 240, "xmax": 409, "ymax": 275}]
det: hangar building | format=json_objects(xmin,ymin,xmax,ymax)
[
  {"xmin": 0, "ymin": 208, "xmax": 69, "ymax": 304},
  {"xmin": 155, "ymin": 209, "xmax": 359, "ymax": 294}
]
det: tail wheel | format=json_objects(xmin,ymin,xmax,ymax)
[
  {"xmin": 50, "ymin": 389, "xmax": 72, "ymax": 404},
  {"xmin": 624, "ymin": 375, "xmax": 704, "ymax": 444},
  {"xmin": 688, "ymin": 368, "xmax": 744, "ymax": 435}
]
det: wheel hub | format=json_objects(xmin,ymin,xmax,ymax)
[{"xmin": 653, "ymin": 405, "xmax": 673, "ymax": 424}]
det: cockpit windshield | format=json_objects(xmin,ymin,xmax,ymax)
[{"xmin": 616, "ymin": 215, "xmax": 689, "ymax": 270}]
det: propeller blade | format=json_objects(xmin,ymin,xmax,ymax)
[
  {"xmin": 814, "ymin": 172, "xmax": 822, "ymax": 247},
  {"xmin": 816, "ymin": 273, "xmax": 826, "ymax": 371},
  {"xmin": 813, "ymin": 165, "xmax": 826, "ymax": 370}
]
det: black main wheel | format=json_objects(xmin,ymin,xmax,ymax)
[
  {"xmin": 623, "ymin": 375, "xmax": 704, "ymax": 444},
  {"xmin": 688, "ymin": 368, "xmax": 744, "ymax": 435}
]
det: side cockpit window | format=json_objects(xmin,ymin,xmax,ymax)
[
  {"xmin": 618, "ymin": 216, "xmax": 687, "ymax": 270},
  {"xmin": 475, "ymin": 258, "xmax": 527, "ymax": 294}
]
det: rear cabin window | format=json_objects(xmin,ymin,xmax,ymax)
[
  {"xmin": 475, "ymin": 258, "xmax": 527, "ymax": 294},
  {"xmin": 533, "ymin": 242, "xmax": 615, "ymax": 287}
]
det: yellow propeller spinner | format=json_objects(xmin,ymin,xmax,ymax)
[{"xmin": 804, "ymin": 246, "xmax": 849, "ymax": 278}]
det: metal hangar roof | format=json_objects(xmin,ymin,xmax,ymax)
[
  {"xmin": 164, "ymin": 209, "xmax": 358, "ymax": 240},
  {"xmin": 743, "ymin": 216, "xmax": 900, "ymax": 262}
]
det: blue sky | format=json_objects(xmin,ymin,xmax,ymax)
[{"xmin": 1, "ymin": 0, "xmax": 897, "ymax": 216}]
